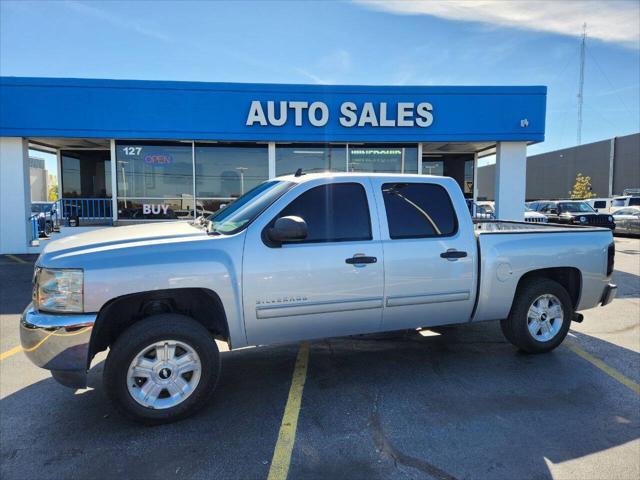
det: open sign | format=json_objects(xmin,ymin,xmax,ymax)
[{"xmin": 144, "ymin": 153, "xmax": 173, "ymax": 166}]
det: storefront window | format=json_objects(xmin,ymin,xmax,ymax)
[
  {"xmin": 422, "ymin": 159, "xmax": 444, "ymax": 176},
  {"xmin": 195, "ymin": 143, "xmax": 268, "ymax": 200},
  {"xmin": 115, "ymin": 141, "xmax": 193, "ymax": 219},
  {"xmin": 276, "ymin": 144, "xmax": 346, "ymax": 176},
  {"xmin": 61, "ymin": 150, "xmax": 111, "ymax": 198},
  {"xmin": 348, "ymin": 145, "xmax": 418, "ymax": 173}
]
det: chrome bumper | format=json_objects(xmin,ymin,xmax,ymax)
[
  {"xmin": 20, "ymin": 304, "xmax": 96, "ymax": 388},
  {"xmin": 601, "ymin": 283, "xmax": 617, "ymax": 307}
]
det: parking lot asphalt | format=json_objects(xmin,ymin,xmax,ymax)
[{"xmin": 1, "ymin": 238, "xmax": 639, "ymax": 480}]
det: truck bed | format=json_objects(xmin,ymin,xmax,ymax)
[
  {"xmin": 474, "ymin": 220, "xmax": 606, "ymax": 234},
  {"xmin": 471, "ymin": 220, "xmax": 613, "ymax": 324}
]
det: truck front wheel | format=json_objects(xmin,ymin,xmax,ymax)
[
  {"xmin": 500, "ymin": 278, "xmax": 572, "ymax": 354},
  {"xmin": 103, "ymin": 314, "xmax": 220, "ymax": 424}
]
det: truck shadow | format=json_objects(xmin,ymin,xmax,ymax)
[
  {"xmin": 1, "ymin": 322, "xmax": 639, "ymax": 480},
  {"xmin": 612, "ymin": 269, "xmax": 640, "ymax": 299}
]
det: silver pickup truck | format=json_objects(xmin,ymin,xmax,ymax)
[{"xmin": 21, "ymin": 173, "xmax": 617, "ymax": 424}]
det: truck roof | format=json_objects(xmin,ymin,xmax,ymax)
[{"xmin": 275, "ymin": 171, "xmax": 449, "ymax": 184}]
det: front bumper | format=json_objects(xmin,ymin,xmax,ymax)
[
  {"xmin": 20, "ymin": 304, "xmax": 96, "ymax": 388},
  {"xmin": 601, "ymin": 283, "xmax": 617, "ymax": 306}
]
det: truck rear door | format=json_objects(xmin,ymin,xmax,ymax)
[{"xmin": 371, "ymin": 178, "xmax": 477, "ymax": 330}]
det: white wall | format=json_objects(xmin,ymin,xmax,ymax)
[
  {"xmin": 0, "ymin": 137, "xmax": 31, "ymax": 254},
  {"xmin": 494, "ymin": 142, "xmax": 527, "ymax": 220}
]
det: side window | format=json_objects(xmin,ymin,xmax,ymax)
[
  {"xmin": 276, "ymin": 183, "xmax": 372, "ymax": 243},
  {"xmin": 612, "ymin": 198, "xmax": 625, "ymax": 207},
  {"xmin": 540, "ymin": 203, "xmax": 554, "ymax": 213},
  {"xmin": 382, "ymin": 183, "xmax": 458, "ymax": 239},
  {"xmin": 594, "ymin": 201, "xmax": 606, "ymax": 209},
  {"xmin": 629, "ymin": 198, "xmax": 640, "ymax": 206}
]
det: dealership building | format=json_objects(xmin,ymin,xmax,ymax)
[{"xmin": 0, "ymin": 77, "xmax": 546, "ymax": 254}]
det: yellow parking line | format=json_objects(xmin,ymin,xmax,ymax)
[
  {"xmin": 268, "ymin": 342, "xmax": 310, "ymax": 480},
  {"xmin": 0, "ymin": 346, "xmax": 22, "ymax": 361},
  {"xmin": 565, "ymin": 342, "xmax": 640, "ymax": 395},
  {"xmin": 5, "ymin": 254, "xmax": 27, "ymax": 264}
]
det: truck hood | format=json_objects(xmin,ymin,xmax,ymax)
[{"xmin": 39, "ymin": 221, "xmax": 209, "ymax": 265}]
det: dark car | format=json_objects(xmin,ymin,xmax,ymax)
[{"xmin": 528, "ymin": 200, "xmax": 615, "ymax": 229}]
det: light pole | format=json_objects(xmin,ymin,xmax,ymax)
[
  {"xmin": 117, "ymin": 160, "xmax": 129, "ymax": 208},
  {"xmin": 236, "ymin": 167, "xmax": 247, "ymax": 195}
]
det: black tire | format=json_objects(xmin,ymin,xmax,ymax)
[
  {"xmin": 104, "ymin": 314, "xmax": 220, "ymax": 425},
  {"xmin": 500, "ymin": 278, "xmax": 572, "ymax": 354}
]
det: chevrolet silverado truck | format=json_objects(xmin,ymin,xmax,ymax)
[{"xmin": 21, "ymin": 173, "xmax": 617, "ymax": 424}]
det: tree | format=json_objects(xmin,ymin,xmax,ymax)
[
  {"xmin": 569, "ymin": 173, "xmax": 596, "ymax": 200},
  {"xmin": 48, "ymin": 184, "xmax": 59, "ymax": 202}
]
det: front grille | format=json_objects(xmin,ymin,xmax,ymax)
[{"xmin": 586, "ymin": 215, "xmax": 612, "ymax": 226}]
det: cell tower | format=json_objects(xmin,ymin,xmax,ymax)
[{"xmin": 577, "ymin": 23, "xmax": 587, "ymax": 145}]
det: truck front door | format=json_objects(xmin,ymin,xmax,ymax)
[
  {"xmin": 242, "ymin": 179, "xmax": 384, "ymax": 346},
  {"xmin": 372, "ymin": 179, "xmax": 477, "ymax": 330}
]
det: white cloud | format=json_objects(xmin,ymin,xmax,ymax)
[
  {"xmin": 63, "ymin": 0, "xmax": 171, "ymax": 43},
  {"xmin": 355, "ymin": 0, "xmax": 640, "ymax": 48},
  {"xmin": 294, "ymin": 49, "xmax": 353, "ymax": 84}
]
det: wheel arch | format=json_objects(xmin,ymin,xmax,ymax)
[
  {"xmin": 513, "ymin": 267, "xmax": 582, "ymax": 312},
  {"xmin": 88, "ymin": 288, "xmax": 229, "ymax": 368}
]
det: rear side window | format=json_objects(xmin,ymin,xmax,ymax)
[
  {"xmin": 593, "ymin": 201, "xmax": 606, "ymax": 209},
  {"xmin": 382, "ymin": 183, "xmax": 458, "ymax": 239},
  {"xmin": 612, "ymin": 198, "xmax": 626, "ymax": 206},
  {"xmin": 539, "ymin": 203, "xmax": 556, "ymax": 213},
  {"xmin": 276, "ymin": 183, "xmax": 372, "ymax": 243},
  {"xmin": 630, "ymin": 197, "xmax": 640, "ymax": 206}
]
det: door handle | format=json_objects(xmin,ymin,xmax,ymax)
[
  {"xmin": 346, "ymin": 255, "xmax": 377, "ymax": 265},
  {"xmin": 440, "ymin": 250, "xmax": 467, "ymax": 259}
]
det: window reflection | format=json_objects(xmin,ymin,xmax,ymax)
[
  {"xmin": 276, "ymin": 144, "xmax": 346, "ymax": 176},
  {"xmin": 115, "ymin": 141, "xmax": 193, "ymax": 199},
  {"xmin": 348, "ymin": 145, "xmax": 417, "ymax": 173},
  {"xmin": 196, "ymin": 143, "xmax": 268, "ymax": 198}
]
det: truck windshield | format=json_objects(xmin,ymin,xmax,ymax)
[
  {"xmin": 207, "ymin": 180, "xmax": 294, "ymax": 235},
  {"xmin": 558, "ymin": 202, "xmax": 595, "ymax": 213}
]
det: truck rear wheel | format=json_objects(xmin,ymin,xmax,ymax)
[
  {"xmin": 104, "ymin": 314, "xmax": 220, "ymax": 425},
  {"xmin": 500, "ymin": 278, "xmax": 572, "ymax": 354}
]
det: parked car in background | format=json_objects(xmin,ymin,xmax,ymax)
[
  {"xmin": 466, "ymin": 200, "xmax": 494, "ymax": 219},
  {"xmin": 30, "ymin": 201, "xmax": 57, "ymax": 237},
  {"xmin": 610, "ymin": 195, "xmax": 640, "ymax": 213},
  {"xmin": 22, "ymin": 173, "xmax": 617, "ymax": 424},
  {"xmin": 528, "ymin": 200, "xmax": 615, "ymax": 229},
  {"xmin": 612, "ymin": 207, "xmax": 640, "ymax": 236},
  {"xmin": 524, "ymin": 206, "xmax": 548, "ymax": 223},
  {"xmin": 586, "ymin": 198, "xmax": 612, "ymax": 213}
]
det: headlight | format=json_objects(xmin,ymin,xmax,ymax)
[
  {"xmin": 579, "ymin": 216, "xmax": 587, "ymax": 223},
  {"xmin": 608, "ymin": 216, "xmax": 613, "ymax": 222},
  {"xmin": 33, "ymin": 267, "xmax": 83, "ymax": 313}
]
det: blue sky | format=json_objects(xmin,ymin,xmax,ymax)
[{"xmin": 1, "ymin": 0, "xmax": 638, "ymax": 171}]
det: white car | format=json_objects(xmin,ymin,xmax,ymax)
[
  {"xmin": 524, "ymin": 207, "xmax": 548, "ymax": 224},
  {"xmin": 610, "ymin": 195, "xmax": 640, "ymax": 213},
  {"xmin": 587, "ymin": 198, "xmax": 612, "ymax": 213}
]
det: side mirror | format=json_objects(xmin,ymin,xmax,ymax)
[
  {"xmin": 268, "ymin": 216, "xmax": 308, "ymax": 243},
  {"xmin": 548, "ymin": 208, "xmax": 558, "ymax": 215}
]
